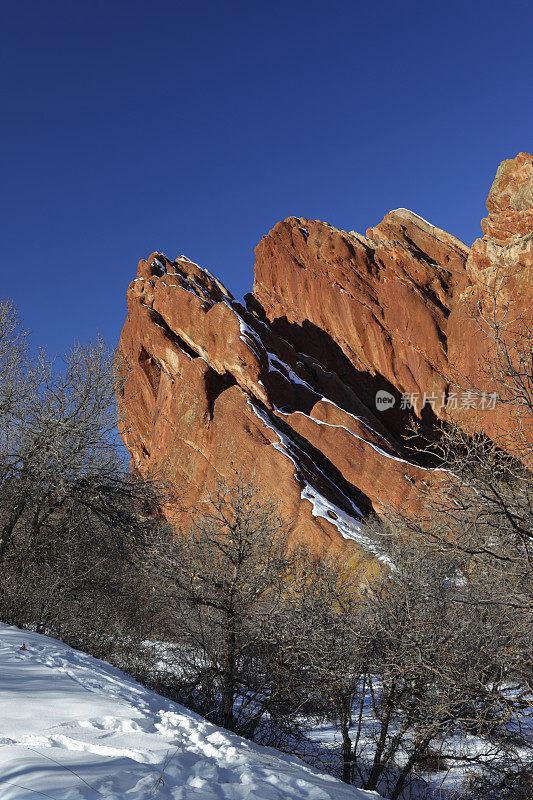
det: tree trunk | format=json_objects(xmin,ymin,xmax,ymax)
[
  {"xmin": 339, "ymin": 698, "xmax": 353, "ymax": 784},
  {"xmin": 0, "ymin": 495, "xmax": 27, "ymax": 562},
  {"xmin": 364, "ymin": 686, "xmax": 395, "ymax": 790},
  {"xmin": 389, "ymin": 734, "xmax": 433, "ymax": 800},
  {"xmin": 221, "ymin": 609, "xmax": 237, "ymax": 731}
]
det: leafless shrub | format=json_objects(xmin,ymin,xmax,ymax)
[
  {"xmin": 144, "ymin": 475, "xmax": 309, "ymax": 743},
  {"xmin": 0, "ymin": 299, "xmax": 159, "ymax": 661}
]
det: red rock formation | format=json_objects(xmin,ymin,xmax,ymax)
[
  {"xmin": 118, "ymin": 153, "xmax": 532, "ymax": 559},
  {"xmin": 447, "ymin": 152, "xmax": 533, "ymax": 448},
  {"xmin": 254, "ymin": 211, "xmax": 469, "ymax": 418}
]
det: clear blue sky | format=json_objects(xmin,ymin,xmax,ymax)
[{"xmin": 2, "ymin": 0, "xmax": 532, "ymax": 354}]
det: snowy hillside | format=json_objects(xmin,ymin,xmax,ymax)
[{"xmin": 0, "ymin": 624, "xmax": 383, "ymax": 800}]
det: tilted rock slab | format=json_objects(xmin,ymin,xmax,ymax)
[{"xmin": 118, "ymin": 153, "xmax": 532, "ymax": 560}]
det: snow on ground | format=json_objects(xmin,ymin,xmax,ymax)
[
  {"xmin": 0, "ymin": 624, "xmax": 383, "ymax": 800},
  {"xmin": 309, "ymin": 691, "xmax": 532, "ymax": 800}
]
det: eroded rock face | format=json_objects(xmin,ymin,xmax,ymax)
[
  {"xmin": 254, "ymin": 210, "xmax": 469, "ymax": 419},
  {"xmin": 118, "ymin": 153, "xmax": 532, "ymax": 559},
  {"xmin": 447, "ymin": 153, "xmax": 533, "ymax": 446}
]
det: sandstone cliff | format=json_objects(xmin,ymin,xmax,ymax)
[{"xmin": 118, "ymin": 153, "xmax": 532, "ymax": 560}]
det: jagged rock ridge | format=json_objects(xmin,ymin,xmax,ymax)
[{"xmin": 118, "ymin": 153, "xmax": 533, "ymax": 561}]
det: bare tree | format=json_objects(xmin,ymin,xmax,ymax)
[
  {"xmin": 357, "ymin": 528, "xmax": 529, "ymax": 800},
  {"xmin": 0, "ymin": 301, "xmax": 33, "ymax": 420},
  {"xmin": 0, "ymin": 299, "xmax": 161, "ymax": 663},
  {"xmin": 370, "ymin": 261, "xmax": 533, "ymax": 797},
  {"xmin": 282, "ymin": 551, "xmax": 365, "ymax": 784},
  {"xmin": 394, "ymin": 261, "xmax": 533, "ymax": 695},
  {"xmin": 0, "ymin": 301, "xmax": 156, "ymax": 564},
  {"xmin": 145, "ymin": 475, "xmax": 305, "ymax": 742},
  {"xmin": 284, "ymin": 517, "xmax": 530, "ymax": 799}
]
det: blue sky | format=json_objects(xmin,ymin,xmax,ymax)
[{"xmin": 2, "ymin": 0, "xmax": 532, "ymax": 354}]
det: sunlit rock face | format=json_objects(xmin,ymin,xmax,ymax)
[
  {"xmin": 447, "ymin": 152, "xmax": 533, "ymax": 448},
  {"xmin": 118, "ymin": 153, "xmax": 532, "ymax": 560}
]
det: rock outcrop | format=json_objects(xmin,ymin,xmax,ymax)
[{"xmin": 118, "ymin": 153, "xmax": 533, "ymax": 561}]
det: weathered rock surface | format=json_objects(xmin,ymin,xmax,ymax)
[
  {"xmin": 447, "ymin": 152, "xmax": 533, "ymax": 447},
  {"xmin": 118, "ymin": 154, "xmax": 532, "ymax": 559}
]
